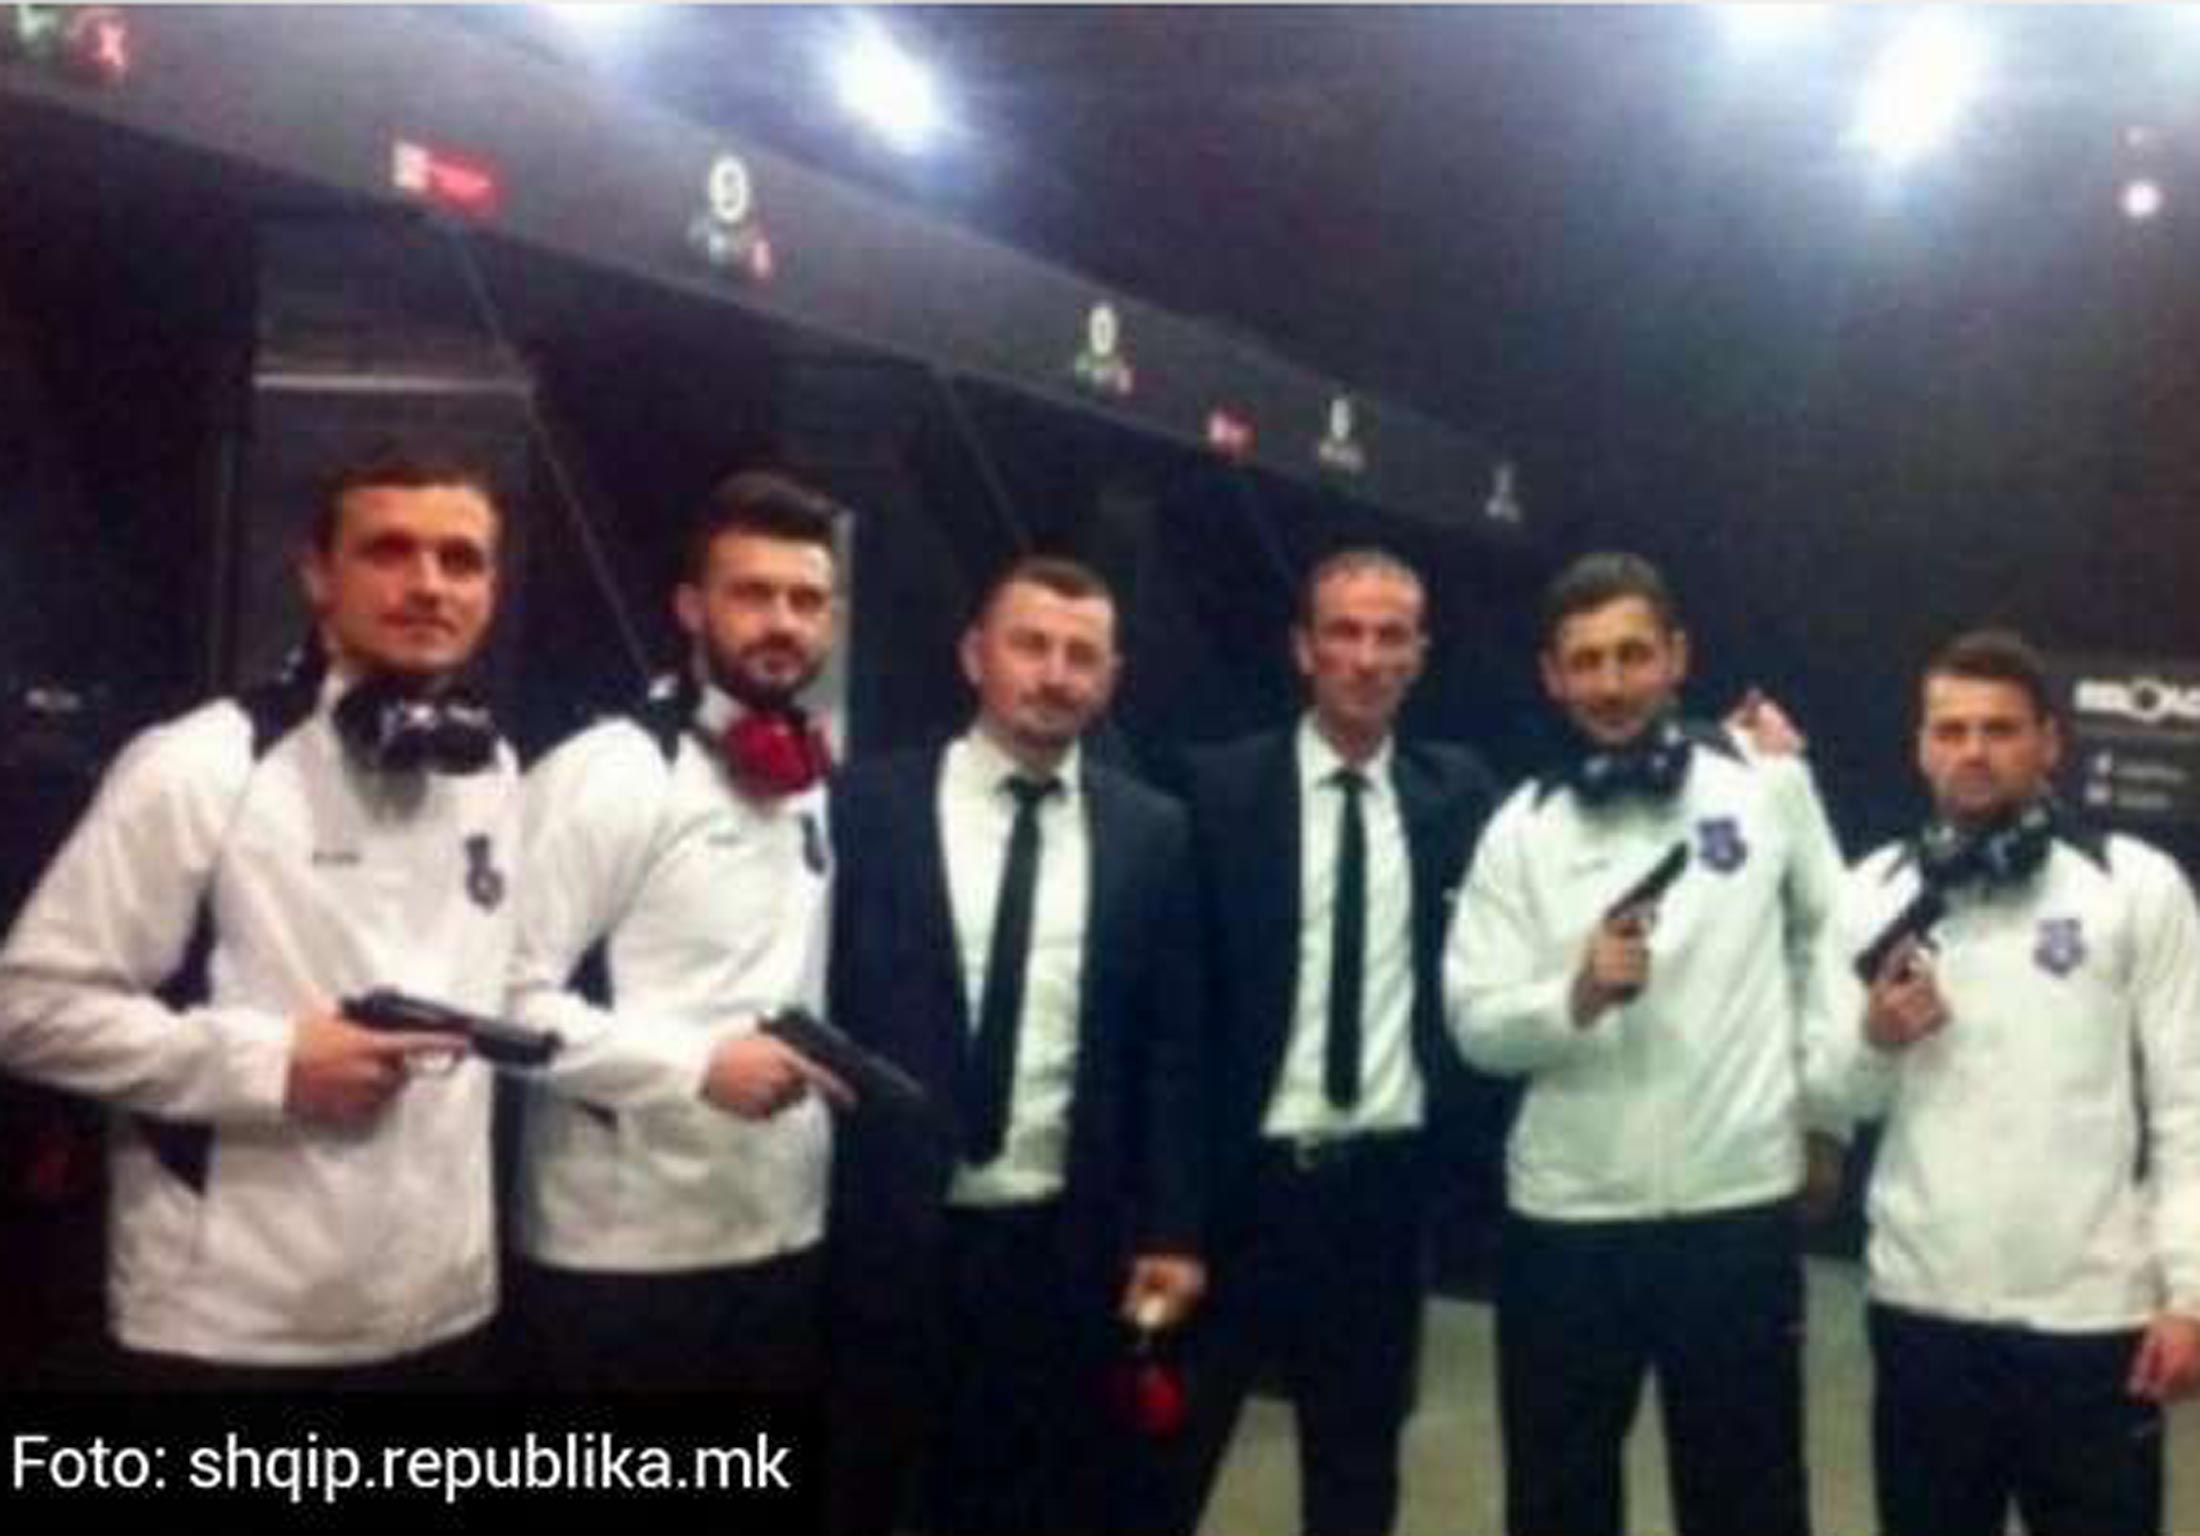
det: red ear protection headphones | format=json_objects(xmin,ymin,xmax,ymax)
[{"xmin": 718, "ymin": 709, "xmax": 832, "ymax": 799}]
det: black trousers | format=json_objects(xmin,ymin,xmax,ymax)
[
  {"xmin": 1870, "ymin": 1303, "xmax": 2161, "ymax": 1536},
  {"xmin": 824, "ymin": 1201, "xmax": 1121, "ymax": 1536},
  {"xmin": 1155, "ymin": 1132, "xmax": 1425, "ymax": 1536},
  {"xmin": 503, "ymin": 1245, "xmax": 824, "ymax": 1393},
  {"xmin": 1496, "ymin": 1201, "xmax": 1809, "ymax": 1536},
  {"xmin": 915, "ymin": 1202, "xmax": 1117, "ymax": 1536}
]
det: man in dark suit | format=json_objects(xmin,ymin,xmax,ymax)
[
  {"xmin": 1160, "ymin": 548, "xmax": 1498, "ymax": 1536},
  {"xmin": 825, "ymin": 555, "xmax": 1207, "ymax": 1536}
]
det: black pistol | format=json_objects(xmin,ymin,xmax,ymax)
[
  {"xmin": 343, "ymin": 988, "xmax": 563, "ymax": 1069},
  {"xmin": 1852, "ymin": 887, "xmax": 1948, "ymax": 984},
  {"xmin": 760, "ymin": 1007, "xmax": 931, "ymax": 1118},
  {"xmin": 1604, "ymin": 842, "xmax": 1691, "ymax": 922}
]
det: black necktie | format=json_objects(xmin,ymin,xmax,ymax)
[
  {"xmin": 967, "ymin": 774, "xmax": 1059, "ymax": 1163},
  {"xmin": 1326, "ymin": 767, "xmax": 1368, "ymax": 1109}
]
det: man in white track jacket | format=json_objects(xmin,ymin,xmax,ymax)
[
  {"xmin": 1446, "ymin": 550, "xmax": 1844, "ymax": 1536},
  {"xmin": 505, "ymin": 469, "xmax": 849, "ymax": 1392},
  {"xmin": 0, "ymin": 447, "xmax": 519, "ymax": 1382},
  {"xmin": 1809, "ymin": 627, "xmax": 2200, "ymax": 1536}
]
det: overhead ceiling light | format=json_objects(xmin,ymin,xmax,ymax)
[
  {"xmin": 1713, "ymin": 4, "xmax": 1833, "ymax": 49},
  {"xmin": 541, "ymin": 3, "xmax": 647, "ymax": 40},
  {"xmin": 2122, "ymin": 178, "xmax": 2166, "ymax": 222},
  {"xmin": 833, "ymin": 21, "xmax": 942, "ymax": 154},
  {"xmin": 1851, "ymin": 12, "xmax": 1987, "ymax": 169}
]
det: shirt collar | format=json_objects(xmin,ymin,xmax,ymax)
[
  {"xmin": 315, "ymin": 657, "xmax": 441, "ymax": 712},
  {"xmin": 691, "ymin": 673, "xmax": 745, "ymax": 738},
  {"xmin": 317, "ymin": 660, "xmax": 359, "ymax": 713},
  {"xmin": 954, "ymin": 725, "xmax": 1082, "ymax": 805},
  {"xmin": 1296, "ymin": 714, "xmax": 1391, "ymax": 797}
]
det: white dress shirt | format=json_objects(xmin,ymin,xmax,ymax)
[
  {"xmin": 1264, "ymin": 718, "xmax": 1423, "ymax": 1139},
  {"xmin": 938, "ymin": 729, "xmax": 1089, "ymax": 1207}
]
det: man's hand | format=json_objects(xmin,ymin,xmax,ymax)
[
  {"xmin": 1863, "ymin": 939, "xmax": 1949, "ymax": 1053},
  {"xmin": 1119, "ymin": 1254, "xmax": 1207, "ymax": 1333},
  {"xmin": 2127, "ymin": 1312, "xmax": 2200, "ymax": 1403},
  {"xmin": 1571, "ymin": 910, "xmax": 1652, "ymax": 1028},
  {"xmin": 1798, "ymin": 1132, "xmax": 1846, "ymax": 1225},
  {"xmin": 285, "ymin": 1009, "xmax": 450, "ymax": 1128},
  {"xmin": 702, "ymin": 1033, "xmax": 853, "ymax": 1120},
  {"xmin": 1726, "ymin": 688, "xmax": 1807, "ymax": 757}
]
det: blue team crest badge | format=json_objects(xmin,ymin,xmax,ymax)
[
  {"xmin": 2034, "ymin": 917, "xmax": 2085, "ymax": 977},
  {"xmin": 1694, "ymin": 816, "xmax": 1749, "ymax": 874},
  {"xmin": 463, "ymin": 833, "xmax": 506, "ymax": 912}
]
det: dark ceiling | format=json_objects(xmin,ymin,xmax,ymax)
[
  {"xmin": 446, "ymin": 4, "xmax": 2200, "ymax": 848},
  {"xmin": 460, "ymin": 4, "xmax": 2200, "ymax": 536},
  {"xmin": 8, "ymin": 5, "xmax": 2192, "ymax": 847}
]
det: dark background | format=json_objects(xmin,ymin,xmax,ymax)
[
  {"xmin": 593, "ymin": 2, "xmax": 2200, "ymax": 862},
  {"xmin": 3, "ymin": 3, "xmax": 2196, "ymax": 1356},
  {"xmin": 6, "ymin": 5, "xmax": 2198, "ymax": 855}
]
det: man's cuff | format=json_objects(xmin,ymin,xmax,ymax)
[{"xmin": 209, "ymin": 1007, "xmax": 300, "ymax": 1121}]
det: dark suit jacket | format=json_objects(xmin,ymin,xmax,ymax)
[
  {"xmin": 1184, "ymin": 728, "xmax": 1499, "ymax": 1202},
  {"xmin": 825, "ymin": 742, "xmax": 1205, "ymax": 1335}
]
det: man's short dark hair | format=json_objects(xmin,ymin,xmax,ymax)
[
  {"xmin": 1923, "ymin": 628, "xmax": 2058, "ymax": 723},
  {"xmin": 1539, "ymin": 551, "xmax": 1679, "ymax": 649},
  {"xmin": 972, "ymin": 554, "xmax": 1115, "ymax": 627},
  {"xmin": 683, "ymin": 470, "xmax": 841, "ymax": 583},
  {"xmin": 1297, "ymin": 547, "xmax": 1425, "ymax": 631},
  {"xmin": 311, "ymin": 444, "xmax": 498, "ymax": 553}
]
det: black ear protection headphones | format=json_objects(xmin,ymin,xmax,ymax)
[
  {"xmin": 1571, "ymin": 716, "xmax": 1693, "ymax": 808},
  {"xmin": 276, "ymin": 633, "xmax": 498, "ymax": 776},
  {"xmin": 331, "ymin": 675, "xmax": 498, "ymax": 775},
  {"xmin": 1915, "ymin": 798, "xmax": 2058, "ymax": 893}
]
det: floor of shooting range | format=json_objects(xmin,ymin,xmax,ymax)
[{"xmin": 1200, "ymin": 1258, "xmax": 2200, "ymax": 1536}]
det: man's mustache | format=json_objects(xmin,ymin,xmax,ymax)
[{"xmin": 739, "ymin": 638, "xmax": 810, "ymax": 668}]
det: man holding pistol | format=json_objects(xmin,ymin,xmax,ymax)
[
  {"xmin": 0, "ymin": 446, "xmax": 522, "ymax": 1385},
  {"xmin": 1811, "ymin": 629, "xmax": 2200, "ymax": 1536},
  {"xmin": 1445, "ymin": 551, "xmax": 1845, "ymax": 1536},
  {"xmin": 504, "ymin": 469, "xmax": 854, "ymax": 1393}
]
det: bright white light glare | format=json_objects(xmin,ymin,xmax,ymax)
[
  {"xmin": 1851, "ymin": 14, "xmax": 1986, "ymax": 169},
  {"xmin": 834, "ymin": 25, "xmax": 941, "ymax": 153},
  {"xmin": 2123, "ymin": 179, "xmax": 2166, "ymax": 222},
  {"xmin": 543, "ymin": 3, "xmax": 645, "ymax": 38},
  {"xmin": 1715, "ymin": 4, "xmax": 1833, "ymax": 48}
]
